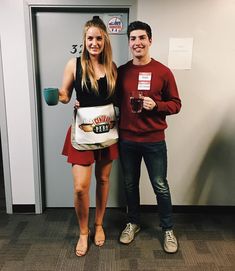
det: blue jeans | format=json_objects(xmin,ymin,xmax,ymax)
[{"xmin": 119, "ymin": 140, "xmax": 173, "ymax": 230}]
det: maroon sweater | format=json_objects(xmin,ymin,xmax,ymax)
[{"xmin": 117, "ymin": 58, "xmax": 181, "ymax": 142}]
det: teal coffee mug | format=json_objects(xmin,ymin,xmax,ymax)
[{"xmin": 43, "ymin": 88, "xmax": 59, "ymax": 106}]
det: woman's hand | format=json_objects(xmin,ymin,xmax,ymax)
[{"xmin": 74, "ymin": 100, "xmax": 80, "ymax": 109}]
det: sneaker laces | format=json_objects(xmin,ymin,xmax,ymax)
[
  {"xmin": 165, "ymin": 230, "xmax": 176, "ymax": 243},
  {"xmin": 123, "ymin": 223, "xmax": 133, "ymax": 235}
]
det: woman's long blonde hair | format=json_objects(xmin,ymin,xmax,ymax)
[{"xmin": 81, "ymin": 17, "xmax": 117, "ymax": 96}]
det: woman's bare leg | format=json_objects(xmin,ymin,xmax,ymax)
[
  {"xmin": 72, "ymin": 164, "xmax": 92, "ymax": 256},
  {"xmin": 94, "ymin": 159, "xmax": 113, "ymax": 246}
]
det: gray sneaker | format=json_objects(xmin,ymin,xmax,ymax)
[
  {"xmin": 119, "ymin": 223, "xmax": 141, "ymax": 244},
  {"xmin": 163, "ymin": 230, "xmax": 178, "ymax": 253}
]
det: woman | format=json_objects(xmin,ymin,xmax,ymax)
[{"xmin": 59, "ymin": 17, "xmax": 118, "ymax": 257}]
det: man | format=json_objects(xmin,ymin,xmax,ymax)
[{"xmin": 117, "ymin": 21, "xmax": 181, "ymax": 253}]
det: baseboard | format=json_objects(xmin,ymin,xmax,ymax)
[
  {"xmin": 11, "ymin": 204, "xmax": 235, "ymax": 214},
  {"xmin": 12, "ymin": 204, "xmax": 35, "ymax": 213},
  {"xmin": 139, "ymin": 205, "xmax": 235, "ymax": 213}
]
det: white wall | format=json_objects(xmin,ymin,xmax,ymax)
[
  {"xmin": 1, "ymin": 0, "xmax": 235, "ymax": 210},
  {"xmin": 138, "ymin": 0, "xmax": 235, "ymax": 205},
  {"xmin": 0, "ymin": 0, "xmax": 35, "ymax": 205}
]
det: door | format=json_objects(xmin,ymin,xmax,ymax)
[{"xmin": 35, "ymin": 10, "xmax": 128, "ymax": 207}]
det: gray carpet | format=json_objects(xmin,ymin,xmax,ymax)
[{"xmin": 0, "ymin": 208, "xmax": 234, "ymax": 271}]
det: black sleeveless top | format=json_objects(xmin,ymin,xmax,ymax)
[{"xmin": 73, "ymin": 57, "xmax": 114, "ymax": 107}]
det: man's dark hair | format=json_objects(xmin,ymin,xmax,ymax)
[{"xmin": 127, "ymin": 21, "xmax": 152, "ymax": 40}]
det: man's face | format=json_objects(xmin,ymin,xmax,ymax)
[{"xmin": 129, "ymin": 29, "xmax": 152, "ymax": 59}]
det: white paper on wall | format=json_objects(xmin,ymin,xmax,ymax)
[{"xmin": 168, "ymin": 38, "xmax": 193, "ymax": 70}]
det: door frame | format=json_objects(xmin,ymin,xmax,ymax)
[
  {"xmin": 0, "ymin": 40, "xmax": 13, "ymax": 214},
  {"xmin": 24, "ymin": 0, "xmax": 137, "ymax": 213}
]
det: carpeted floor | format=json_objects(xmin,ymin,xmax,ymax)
[{"xmin": 0, "ymin": 208, "xmax": 234, "ymax": 271}]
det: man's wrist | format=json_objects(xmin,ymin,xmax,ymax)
[{"xmin": 154, "ymin": 102, "xmax": 158, "ymax": 110}]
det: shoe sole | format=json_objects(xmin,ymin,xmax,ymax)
[
  {"xmin": 163, "ymin": 247, "xmax": 178, "ymax": 254},
  {"xmin": 119, "ymin": 227, "xmax": 141, "ymax": 245}
]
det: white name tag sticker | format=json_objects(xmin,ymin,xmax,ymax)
[
  {"xmin": 138, "ymin": 72, "xmax": 152, "ymax": 81},
  {"xmin": 138, "ymin": 72, "xmax": 152, "ymax": 90},
  {"xmin": 138, "ymin": 81, "xmax": 151, "ymax": 90}
]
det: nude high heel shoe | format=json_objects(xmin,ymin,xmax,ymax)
[
  {"xmin": 75, "ymin": 230, "xmax": 90, "ymax": 257},
  {"xmin": 94, "ymin": 224, "xmax": 105, "ymax": 247}
]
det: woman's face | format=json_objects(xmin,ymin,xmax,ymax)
[{"xmin": 85, "ymin": 26, "xmax": 105, "ymax": 57}]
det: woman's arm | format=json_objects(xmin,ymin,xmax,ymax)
[{"xmin": 59, "ymin": 58, "xmax": 76, "ymax": 104}]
